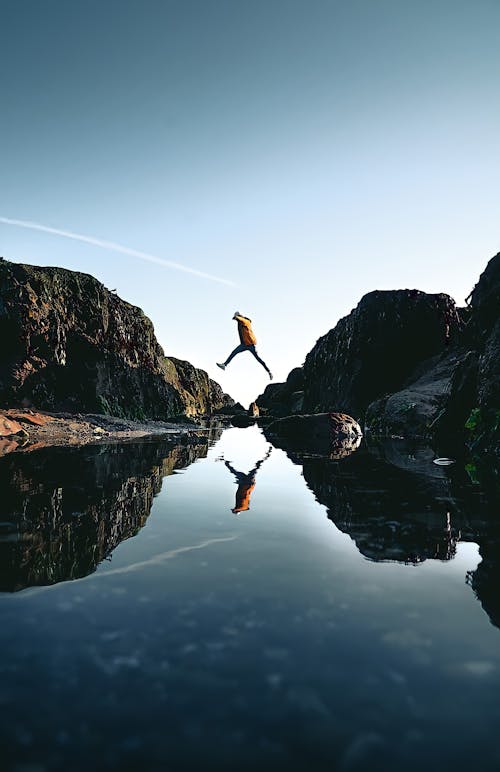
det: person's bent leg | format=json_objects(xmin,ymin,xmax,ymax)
[{"xmin": 224, "ymin": 343, "xmax": 247, "ymax": 366}]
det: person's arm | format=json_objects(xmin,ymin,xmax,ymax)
[
  {"xmin": 224, "ymin": 459, "xmax": 240, "ymax": 478},
  {"xmin": 250, "ymin": 446, "xmax": 273, "ymax": 475}
]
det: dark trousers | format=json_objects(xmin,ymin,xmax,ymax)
[{"xmin": 224, "ymin": 343, "xmax": 271, "ymax": 374}]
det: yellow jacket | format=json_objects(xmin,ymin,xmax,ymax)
[
  {"xmin": 234, "ymin": 314, "xmax": 257, "ymax": 346},
  {"xmin": 233, "ymin": 481, "xmax": 256, "ymax": 513}
]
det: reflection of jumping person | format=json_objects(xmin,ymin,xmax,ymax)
[
  {"xmin": 224, "ymin": 447, "xmax": 272, "ymax": 514},
  {"xmin": 217, "ymin": 312, "xmax": 273, "ymax": 380}
]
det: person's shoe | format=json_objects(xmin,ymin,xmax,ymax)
[
  {"xmin": 217, "ymin": 363, "xmax": 226, "ymax": 371},
  {"xmin": 269, "ymin": 372, "xmax": 273, "ymax": 380}
]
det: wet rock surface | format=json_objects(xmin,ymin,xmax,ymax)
[{"xmin": 0, "ymin": 259, "xmax": 233, "ymax": 419}]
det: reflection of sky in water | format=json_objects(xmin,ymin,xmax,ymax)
[{"xmin": 1, "ymin": 426, "xmax": 499, "ymax": 772}]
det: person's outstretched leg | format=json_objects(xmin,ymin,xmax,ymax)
[
  {"xmin": 217, "ymin": 343, "xmax": 247, "ymax": 370},
  {"xmin": 249, "ymin": 346, "xmax": 273, "ymax": 379}
]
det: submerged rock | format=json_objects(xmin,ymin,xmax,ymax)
[{"xmin": 0, "ymin": 259, "xmax": 233, "ymax": 419}]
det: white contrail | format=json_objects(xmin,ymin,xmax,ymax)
[
  {"xmin": 0, "ymin": 535, "xmax": 238, "ymax": 599},
  {"xmin": 0, "ymin": 216, "xmax": 236, "ymax": 286}
]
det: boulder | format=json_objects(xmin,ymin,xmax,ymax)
[
  {"xmin": 264, "ymin": 412, "xmax": 362, "ymax": 455},
  {"xmin": 230, "ymin": 414, "xmax": 256, "ymax": 428},
  {"xmin": 0, "ymin": 259, "xmax": 233, "ymax": 419}
]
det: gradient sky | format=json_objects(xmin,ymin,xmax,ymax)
[{"xmin": 1, "ymin": 0, "xmax": 499, "ymax": 407}]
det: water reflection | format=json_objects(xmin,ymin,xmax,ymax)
[
  {"xmin": 222, "ymin": 445, "xmax": 273, "ymax": 513},
  {"xmin": 1, "ymin": 427, "xmax": 499, "ymax": 636},
  {"xmin": 290, "ymin": 439, "xmax": 500, "ymax": 629},
  {"xmin": 1, "ymin": 426, "xmax": 500, "ymax": 770},
  {"xmin": 0, "ymin": 438, "xmax": 215, "ymax": 592}
]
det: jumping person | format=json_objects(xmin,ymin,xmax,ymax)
[{"xmin": 217, "ymin": 312, "xmax": 273, "ymax": 379}]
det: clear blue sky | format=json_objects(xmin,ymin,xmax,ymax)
[{"xmin": 1, "ymin": 0, "xmax": 499, "ymax": 406}]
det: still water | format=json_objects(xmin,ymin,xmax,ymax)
[{"xmin": 1, "ymin": 425, "xmax": 499, "ymax": 771}]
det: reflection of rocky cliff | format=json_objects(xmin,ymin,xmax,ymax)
[
  {"xmin": 470, "ymin": 537, "xmax": 500, "ymax": 631},
  {"xmin": 301, "ymin": 448, "xmax": 475, "ymax": 563},
  {"xmin": 294, "ymin": 441, "xmax": 500, "ymax": 628},
  {"xmin": 0, "ymin": 438, "xmax": 213, "ymax": 592}
]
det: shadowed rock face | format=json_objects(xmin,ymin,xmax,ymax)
[
  {"xmin": 0, "ymin": 438, "xmax": 216, "ymax": 592},
  {"xmin": 0, "ymin": 259, "xmax": 233, "ymax": 418},
  {"xmin": 257, "ymin": 367, "xmax": 304, "ymax": 417},
  {"xmin": 365, "ymin": 253, "xmax": 500, "ymax": 451},
  {"xmin": 255, "ymin": 254, "xmax": 499, "ymax": 457},
  {"xmin": 302, "ymin": 290, "xmax": 459, "ymax": 419}
]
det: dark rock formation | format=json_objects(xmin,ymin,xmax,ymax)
[
  {"xmin": 366, "ymin": 253, "xmax": 500, "ymax": 455},
  {"xmin": 0, "ymin": 437, "xmax": 214, "ymax": 591},
  {"xmin": 230, "ymin": 414, "xmax": 257, "ymax": 428},
  {"xmin": 365, "ymin": 349, "xmax": 477, "ymax": 442},
  {"xmin": 255, "ymin": 253, "xmax": 499, "ymax": 457},
  {"xmin": 302, "ymin": 290, "xmax": 459, "ymax": 418},
  {"xmin": 214, "ymin": 401, "xmax": 246, "ymax": 415},
  {"xmin": 256, "ymin": 367, "xmax": 304, "ymax": 417},
  {"xmin": 164, "ymin": 356, "xmax": 233, "ymax": 417},
  {"xmin": 255, "ymin": 291, "xmax": 458, "ymax": 423},
  {"xmin": 264, "ymin": 412, "xmax": 362, "ymax": 456},
  {"xmin": 0, "ymin": 259, "xmax": 233, "ymax": 419}
]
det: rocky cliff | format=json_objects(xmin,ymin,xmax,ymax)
[
  {"xmin": 0, "ymin": 259, "xmax": 233, "ymax": 419},
  {"xmin": 366, "ymin": 253, "xmax": 499, "ymax": 453},
  {"xmin": 302, "ymin": 289, "xmax": 460, "ymax": 418},
  {"xmin": 256, "ymin": 253, "xmax": 499, "ymax": 456}
]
